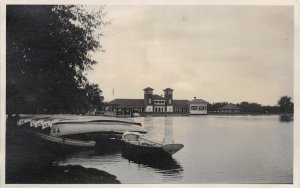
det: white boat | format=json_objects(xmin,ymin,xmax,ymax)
[
  {"xmin": 15, "ymin": 115, "xmax": 148, "ymax": 148},
  {"xmin": 122, "ymin": 131, "xmax": 184, "ymax": 156},
  {"xmin": 50, "ymin": 119, "xmax": 148, "ymax": 137},
  {"xmin": 132, "ymin": 109, "xmax": 140, "ymax": 117}
]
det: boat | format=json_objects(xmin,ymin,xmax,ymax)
[
  {"xmin": 121, "ymin": 131, "xmax": 184, "ymax": 156},
  {"xmin": 32, "ymin": 131, "xmax": 96, "ymax": 147},
  {"xmin": 50, "ymin": 119, "xmax": 147, "ymax": 137},
  {"xmin": 14, "ymin": 115, "xmax": 148, "ymax": 148},
  {"xmin": 132, "ymin": 109, "xmax": 140, "ymax": 117},
  {"xmin": 280, "ymin": 114, "xmax": 293, "ymax": 122}
]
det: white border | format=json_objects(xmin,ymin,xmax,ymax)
[
  {"xmin": 0, "ymin": 0, "xmax": 298, "ymax": 6},
  {"xmin": 1, "ymin": 1, "xmax": 299, "ymax": 188},
  {"xmin": 0, "ymin": 1, "xmax": 6, "ymax": 187}
]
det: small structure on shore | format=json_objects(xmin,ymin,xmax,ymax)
[
  {"xmin": 219, "ymin": 104, "xmax": 242, "ymax": 114},
  {"xmin": 188, "ymin": 97, "xmax": 209, "ymax": 115}
]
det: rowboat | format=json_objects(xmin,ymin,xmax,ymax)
[{"xmin": 121, "ymin": 131, "xmax": 184, "ymax": 156}]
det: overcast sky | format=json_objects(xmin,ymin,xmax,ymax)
[{"xmin": 87, "ymin": 5, "xmax": 294, "ymax": 105}]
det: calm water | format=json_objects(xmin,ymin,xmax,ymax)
[{"xmin": 56, "ymin": 115, "xmax": 293, "ymax": 184}]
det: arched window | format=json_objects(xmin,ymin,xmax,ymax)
[{"xmin": 148, "ymin": 98, "xmax": 151, "ymax": 104}]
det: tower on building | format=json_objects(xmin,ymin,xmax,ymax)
[
  {"xmin": 143, "ymin": 87, "xmax": 154, "ymax": 105},
  {"xmin": 163, "ymin": 88, "xmax": 173, "ymax": 105}
]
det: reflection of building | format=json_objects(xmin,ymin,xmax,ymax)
[
  {"xmin": 219, "ymin": 104, "xmax": 242, "ymax": 114},
  {"xmin": 107, "ymin": 87, "xmax": 209, "ymax": 116}
]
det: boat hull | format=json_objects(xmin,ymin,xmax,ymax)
[
  {"xmin": 122, "ymin": 142, "xmax": 184, "ymax": 156},
  {"xmin": 51, "ymin": 121, "xmax": 148, "ymax": 137},
  {"xmin": 33, "ymin": 132, "xmax": 96, "ymax": 147},
  {"xmin": 122, "ymin": 142, "xmax": 170, "ymax": 157}
]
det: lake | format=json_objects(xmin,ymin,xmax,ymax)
[{"xmin": 55, "ymin": 115, "xmax": 293, "ymax": 184}]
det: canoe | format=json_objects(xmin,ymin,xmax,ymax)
[
  {"xmin": 122, "ymin": 131, "xmax": 184, "ymax": 156},
  {"xmin": 32, "ymin": 131, "xmax": 96, "ymax": 147},
  {"xmin": 50, "ymin": 120, "xmax": 147, "ymax": 137}
]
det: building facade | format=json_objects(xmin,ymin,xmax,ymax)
[
  {"xmin": 219, "ymin": 104, "xmax": 242, "ymax": 114},
  {"xmin": 189, "ymin": 98, "xmax": 209, "ymax": 115},
  {"xmin": 107, "ymin": 87, "xmax": 208, "ymax": 116}
]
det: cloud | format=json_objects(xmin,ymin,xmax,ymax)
[{"xmin": 87, "ymin": 5, "xmax": 294, "ymax": 105}]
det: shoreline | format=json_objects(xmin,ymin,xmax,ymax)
[{"xmin": 5, "ymin": 121, "xmax": 121, "ymax": 184}]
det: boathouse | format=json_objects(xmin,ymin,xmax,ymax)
[{"xmin": 107, "ymin": 87, "xmax": 209, "ymax": 116}]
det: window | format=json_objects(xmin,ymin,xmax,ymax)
[
  {"xmin": 169, "ymin": 99, "xmax": 172, "ymax": 104},
  {"xmin": 191, "ymin": 106, "xmax": 198, "ymax": 110},
  {"xmin": 148, "ymin": 98, "xmax": 151, "ymax": 104}
]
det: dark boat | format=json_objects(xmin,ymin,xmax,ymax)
[
  {"xmin": 280, "ymin": 114, "xmax": 293, "ymax": 122},
  {"xmin": 121, "ymin": 131, "xmax": 184, "ymax": 156}
]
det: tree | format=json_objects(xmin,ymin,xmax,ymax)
[
  {"xmin": 277, "ymin": 96, "xmax": 293, "ymax": 114},
  {"xmin": 6, "ymin": 5, "xmax": 107, "ymax": 114},
  {"xmin": 238, "ymin": 102, "xmax": 263, "ymax": 114},
  {"xmin": 207, "ymin": 102, "xmax": 228, "ymax": 112}
]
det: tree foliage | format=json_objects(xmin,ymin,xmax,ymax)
[
  {"xmin": 208, "ymin": 100, "xmax": 282, "ymax": 114},
  {"xmin": 6, "ymin": 5, "xmax": 106, "ymax": 114},
  {"xmin": 207, "ymin": 102, "xmax": 228, "ymax": 112},
  {"xmin": 277, "ymin": 96, "xmax": 293, "ymax": 114}
]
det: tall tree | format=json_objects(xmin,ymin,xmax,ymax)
[
  {"xmin": 277, "ymin": 96, "xmax": 293, "ymax": 114},
  {"xmin": 6, "ymin": 5, "xmax": 106, "ymax": 114}
]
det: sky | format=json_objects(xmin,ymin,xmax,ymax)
[{"xmin": 86, "ymin": 5, "xmax": 294, "ymax": 106}]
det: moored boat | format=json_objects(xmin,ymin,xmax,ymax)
[
  {"xmin": 14, "ymin": 115, "xmax": 148, "ymax": 148},
  {"xmin": 50, "ymin": 119, "xmax": 147, "ymax": 137},
  {"xmin": 121, "ymin": 131, "xmax": 184, "ymax": 156},
  {"xmin": 280, "ymin": 114, "xmax": 293, "ymax": 122},
  {"xmin": 32, "ymin": 131, "xmax": 96, "ymax": 147},
  {"xmin": 132, "ymin": 109, "xmax": 140, "ymax": 117}
]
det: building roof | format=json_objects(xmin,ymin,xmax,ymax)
[
  {"xmin": 143, "ymin": 87, "xmax": 154, "ymax": 91},
  {"xmin": 152, "ymin": 94, "xmax": 165, "ymax": 100},
  {"xmin": 108, "ymin": 99, "xmax": 144, "ymax": 108},
  {"xmin": 163, "ymin": 88, "xmax": 174, "ymax": 91},
  {"xmin": 189, "ymin": 98, "xmax": 209, "ymax": 104},
  {"xmin": 173, "ymin": 100, "xmax": 190, "ymax": 106},
  {"xmin": 219, "ymin": 104, "xmax": 242, "ymax": 110}
]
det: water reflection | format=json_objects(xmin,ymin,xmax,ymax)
[
  {"xmin": 122, "ymin": 150, "xmax": 183, "ymax": 176},
  {"xmin": 163, "ymin": 117, "xmax": 173, "ymax": 143},
  {"xmin": 56, "ymin": 138, "xmax": 184, "ymax": 182}
]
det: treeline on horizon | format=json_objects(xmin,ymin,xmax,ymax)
[
  {"xmin": 208, "ymin": 97, "xmax": 294, "ymax": 114},
  {"xmin": 6, "ymin": 5, "xmax": 107, "ymax": 114}
]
